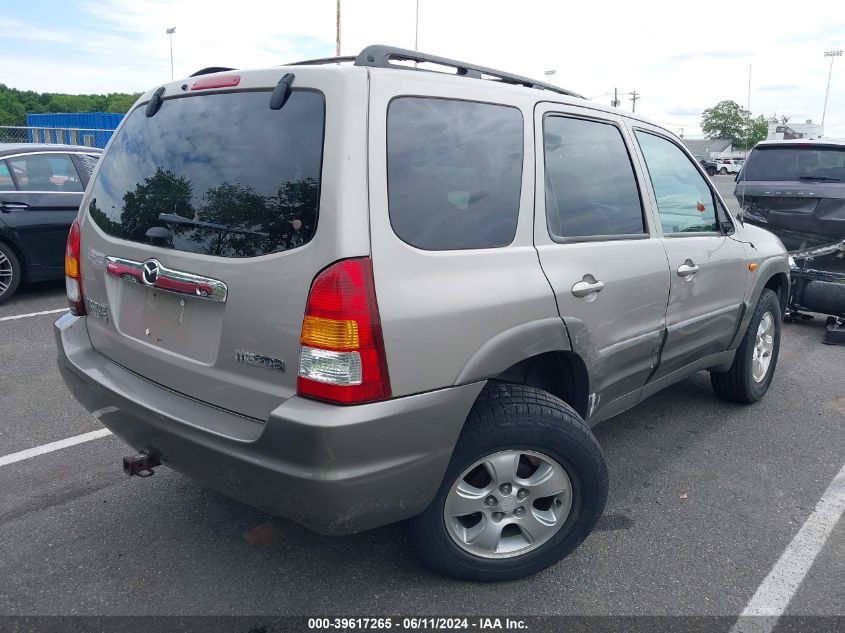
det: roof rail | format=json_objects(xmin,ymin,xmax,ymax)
[
  {"xmin": 288, "ymin": 55, "xmax": 356, "ymax": 66},
  {"xmin": 190, "ymin": 66, "xmax": 235, "ymax": 77},
  {"xmin": 352, "ymin": 45, "xmax": 584, "ymax": 99}
]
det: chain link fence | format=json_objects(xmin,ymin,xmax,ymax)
[{"xmin": 0, "ymin": 126, "xmax": 114, "ymax": 148}]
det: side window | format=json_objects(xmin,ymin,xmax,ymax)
[
  {"xmin": 8, "ymin": 154, "xmax": 84, "ymax": 192},
  {"xmin": 0, "ymin": 161, "xmax": 15, "ymax": 192},
  {"xmin": 635, "ymin": 131, "xmax": 718, "ymax": 234},
  {"xmin": 387, "ymin": 97, "xmax": 523, "ymax": 250},
  {"xmin": 544, "ymin": 116, "xmax": 645, "ymax": 239}
]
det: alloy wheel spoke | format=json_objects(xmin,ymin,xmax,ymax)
[
  {"xmin": 467, "ymin": 516, "xmax": 504, "ymax": 552},
  {"xmin": 517, "ymin": 508, "xmax": 556, "ymax": 543},
  {"xmin": 447, "ymin": 481, "xmax": 488, "ymax": 517},
  {"xmin": 523, "ymin": 462, "xmax": 569, "ymax": 499},
  {"xmin": 483, "ymin": 452, "xmax": 519, "ymax": 486}
]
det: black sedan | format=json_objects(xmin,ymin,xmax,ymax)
[{"xmin": 0, "ymin": 144, "xmax": 101, "ymax": 304}]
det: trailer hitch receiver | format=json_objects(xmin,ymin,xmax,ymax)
[{"xmin": 123, "ymin": 452, "xmax": 161, "ymax": 478}]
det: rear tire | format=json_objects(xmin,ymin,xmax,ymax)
[
  {"xmin": 403, "ymin": 383, "xmax": 607, "ymax": 581},
  {"xmin": 707, "ymin": 167, "xmax": 716, "ymax": 176},
  {"xmin": 0, "ymin": 242, "xmax": 22, "ymax": 305},
  {"xmin": 719, "ymin": 167, "xmax": 728, "ymax": 175},
  {"xmin": 710, "ymin": 289, "xmax": 781, "ymax": 403}
]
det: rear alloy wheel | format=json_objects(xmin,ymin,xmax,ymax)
[
  {"xmin": 443, "ymin": 449, "xmax": 573, "ymax": 559},
  {"xmin": 0, "ymin": 242, "xmax": 22, "ymax": 305},
  {"xmin": 711, "ymin": 288, "xmax": 781, "ymax": 403},
  {"xmin": 404, "ymin": 383, "xmax": 607, "ymax": 581},
  {"xmin": 719, "ymin": 167, "xmax": 728, "ymax": 175}
]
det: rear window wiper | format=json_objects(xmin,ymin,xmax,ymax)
[
  {"xmin": 158, "ymin": 213, "xmax": 270, "ymax": 237},
  {"xmin": 799, "ymin": 176, "xmax": 841, "ymax": 182}
]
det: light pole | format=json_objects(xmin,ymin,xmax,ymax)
[
  {"xmin": 544, "ymin": 69, "xmax": 556, "ymax": 83},
  {"xmin": 822, "ymin": 50, "xmax": 842, "ymax": 126},
  {"xmin": 336, "ymin": 0, "xmax": 341, "ymax": 56},
  {"xmin": 413, "ymin": 0, "xmax": 419, "ymax": 67},
  {"xmin": 166, "ymin": 27, "xmax": 176, "ymax": 80}
]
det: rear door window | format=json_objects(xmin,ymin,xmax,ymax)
[
  {"xmin": 8, "ymin": 153, "xmax": 84, "ymax": 192},
  {"xmin": 635, "ymin": 131, "xmax": 719, "ymax": 234},
  {"xmin": 544, "ymin": 115, "xmax": 645, "ymax": 239},
  {"xmin": 387, "ymin": 97, "xmax": 523, "ymax": 250},
  {"xmin": 87, "ymin": 90, "xmax": 324, "ymax": 258}
]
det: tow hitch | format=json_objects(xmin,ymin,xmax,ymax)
[{"xmin": 123, "ymin": 452, "xmax": 161, "ymax": 478}]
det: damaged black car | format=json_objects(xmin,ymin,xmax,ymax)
[{"xmin": 736, "ymin": 139, "xmax": 845, "ymax": 344}]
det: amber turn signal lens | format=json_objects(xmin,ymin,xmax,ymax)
[
  {"xmin": 748, "ymin": 263, "xmax": 759, "ymax": 271},
  {"xmin": 301, "ymin": 315, "xmax": 360, "ymax": 351}
]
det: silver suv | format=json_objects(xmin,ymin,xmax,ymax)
[{"xmin": 56, "ymin": 46, "xmax": 789, "ymax": 581}]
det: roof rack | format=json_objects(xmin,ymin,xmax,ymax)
[
  {"xmin": 353, "ymin": 45, "xmax": 584, "ymax": 99},
  {"xmin": 289, "ymin": 55, "xmax": 356, "ymax": 66}
]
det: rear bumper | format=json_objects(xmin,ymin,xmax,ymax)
[{"xmin": 55, "ymin": 313, "xmax": 484, "ymax": 534}]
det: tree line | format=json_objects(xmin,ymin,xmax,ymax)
[
  {"xmin": 0, "ymin": 84, "xmax": 140, "ymax": 126},
  {"xmin": 700, "ymin": 100, "xmax": 793, "ymax": 149}
]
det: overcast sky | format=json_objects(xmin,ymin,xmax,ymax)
[{"xmin": 3, "ymin": 0, "xmax": 844, "ymax": 137}]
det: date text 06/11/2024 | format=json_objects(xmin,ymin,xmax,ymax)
[{"xmin": 307, "ymin": 617, "xmax": 529, "ymax": 630}]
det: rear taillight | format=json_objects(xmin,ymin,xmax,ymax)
[
  {"xmin": 65, "ymin": 219, "xmax": 85, "ymax": 315},
  {"xmin": 297, "ymin": 257, "xmax": 391, "ymax": 404}
]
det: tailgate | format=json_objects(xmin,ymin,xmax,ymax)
[{"xmin": 78, "ymin": 68, "xmax": 370, "ymax": 420}]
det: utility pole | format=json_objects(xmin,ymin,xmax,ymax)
[
  {"xmin": 745, "ymin": 63, "xmax": 752, "ymax": 152},
  {"xmin": 611, "ymin": 88, "xmax": 620, "ymax": 107},
  {"xmin": 166, "ymin": 27, "xmax": 175, "ymax": 80},
  {"xmin": 336, "ymin": 0, "xmax": 341, "ymax": 57},
  {"xmin": 630, "ymin": 90, "xmax": 640, "ymax": 113},
  {"xmin": 822, "ymin": 50, "xmax": 842, "ymax": 126}
]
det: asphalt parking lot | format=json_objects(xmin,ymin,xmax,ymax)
[{"xmin": 0, "ymin": 176, "xmax": 842, "ymax": 621}]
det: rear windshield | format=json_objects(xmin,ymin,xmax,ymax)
[
  {"xmin": 743, "ymin": 145, "xmax": 845, "ymax": 182},
  {"xmin": 87, "ymin": 90, "xmax": 324, "ymax": 257}
]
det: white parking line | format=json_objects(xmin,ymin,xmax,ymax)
[
  {"xmin": 0, "ymin": 428, "xmax": 112, "ymax": 467},
  {"xmin": 0, "ymin": 307, "xmax": 68, "ymax": 322},
  {"xmin": 730, "ymin": 460, "xmax": 845, "ymax": 633}
]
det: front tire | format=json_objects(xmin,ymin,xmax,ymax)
[
  {"xmin": 711, "ymin": 288, "xmax": 781, "ymax": 403},
  {"xmin": 0, "ymin": 242, "xmax": 22, "ymax": 305},
  {"xmin": 403, "ymin": 383, "xmax": 608, "ymax": 581}
]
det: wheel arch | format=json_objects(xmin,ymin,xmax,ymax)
[{"xmin": 486, "ymin": 351, "xmax": 591, "ymax": 420}]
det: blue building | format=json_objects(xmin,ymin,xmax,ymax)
[{"xmin": 25, "ymin": 112, "xmax": 124, "ymax": 148}]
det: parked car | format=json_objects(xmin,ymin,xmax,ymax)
[
  {"xmin": 55, "ymin": 45, "xmax": 789, "ymax": 581},
  {"xmin": 716, "ymin": 158, "xmax": 744, "ymax": 175},
  {"xmin": 736, "ymin": 138, "xmax": 845, "ymax": 342},
  {"xmin": 0, "ymin": 144, "xmax": 101, "ymax": 304},
  {"xmin": 695, "ymin": 154, "xmax": 718, "ymax": 176}
]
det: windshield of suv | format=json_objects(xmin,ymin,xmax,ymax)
[
  {"xmin": 742, "ymin": 145, "xmax": 845, "ymax": 182},
  {"xmin": 87, "ymin": 90, "xmax": 324, "ymax": 257}
]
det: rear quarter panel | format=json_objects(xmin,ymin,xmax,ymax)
[{"xmin": 367, "ymin": 71, "xmax": 564, "ymax": 397}]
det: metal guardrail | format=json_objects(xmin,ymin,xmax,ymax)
[{"xmin": 0, "ymin": 126, "xmax": 114, "ymax": 148}]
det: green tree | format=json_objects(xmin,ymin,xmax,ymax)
[
  {"xmin": 701, "ymin": 100, "xmax": 749, "ymax": 145},
  {"xmin": 0, "ymin": 83, "xmax": 140, "ymax": 126}
]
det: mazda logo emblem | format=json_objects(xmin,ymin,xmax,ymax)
[{"xmin": 141, "ymin": 260, "xmax": 160, "ymax": 286}]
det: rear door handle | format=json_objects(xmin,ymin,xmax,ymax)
[
  {"xmin": 677, "ymin": 261, "xmax": 700, "ymax": 277},
  {"xmin": 571, "ymin": 279, "xmax": 605, "ymax": 297},
  {"xmin": 0, "ymin": 201, "xmax": 30, "ymax": 212}
]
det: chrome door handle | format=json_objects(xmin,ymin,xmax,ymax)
[
  {"xmin": 0, "ymin": 201, "xmax": 29, "ymax": 211},
  {"xmin": 677, "ymin": 262, "xmax": 700, "ymax": 277},
  {"xmin": 571, "ymin": 279, "xmax": 605, "ymax": 297}
]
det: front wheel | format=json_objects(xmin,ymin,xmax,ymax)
[
  {"xmin": 403, "ymin": 383, "xmax": 608, "ymax": 581},
  {"xmin": 711, "ymin": 288, "xmax": 781, "ymax": 403}
]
